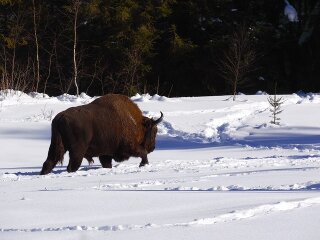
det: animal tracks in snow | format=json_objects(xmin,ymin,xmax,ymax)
[
  {"xmin": 2, "ymin": 154, "xmax": 320, "ymax": 183},
  {"xmin": 191, "ymin": 197, "xmax": 320, "ymax": 225},
  {"xmin": 2, "ymin": 197, "xmax": 320, "ymax": 233}
]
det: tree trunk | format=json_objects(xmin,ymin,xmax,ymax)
[
  {"xmin": 299, "ymin": 1, "xmax": 320, "ymax": 45},
  {"xmin": 32, "ymin": 0, "xmax": 40, "ymax": 92},
  {"xmin": 73, "ymin": 0, "xmax": 79, "ymax": 96}
]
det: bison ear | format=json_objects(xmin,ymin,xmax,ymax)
[{"xmin": 143, "ymin": 117, "xmax": 152, "ymax": 129}]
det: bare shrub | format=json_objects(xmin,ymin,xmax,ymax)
[{"xmin": 219, "ymin": 23, "xmax": 256, "ymax": 101}]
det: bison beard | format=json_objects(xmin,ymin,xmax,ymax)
[{"xmin": 40, "ymin": 94, "xmax": 163, "ymax": 175}]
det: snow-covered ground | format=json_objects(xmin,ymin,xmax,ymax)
[{"xmin": 1, "ymin": 90, "xmax": 320, "ymax": 240}]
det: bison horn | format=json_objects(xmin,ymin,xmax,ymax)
[{"xmin": 152, "ymin": 111, "xmax": 163, "ymax": 125}]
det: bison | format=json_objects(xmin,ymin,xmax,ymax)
[{"xmin": 40, "ymin": 94, "xmax": 163, "ymax": 175}]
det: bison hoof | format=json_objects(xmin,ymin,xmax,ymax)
[
  {"xmin": 102, "ymin": 164, "xmax": 112, "ymax": 168},
  {"xmin": 67, "ymin": 165, "xmax": 79, "ymax": 173},
  {"xmin": 139, "ymin": 162, "xmax": 149, "ymax": 167},
  {"xmin": 40, "ymin": 169, "xmax": 50, "ymax": 175}
]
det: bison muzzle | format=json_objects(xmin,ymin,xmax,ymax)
[{"xmin": 40, "ymin": 94, "xmax": 163, "ymax": 175}]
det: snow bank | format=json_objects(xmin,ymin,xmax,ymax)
[{"xmin": 131, "ymin": 93, "xmax": 176, "ymax": 102}]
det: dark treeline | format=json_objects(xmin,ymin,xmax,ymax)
[{"xmin": 0, "ymin": 0, "xmax": 320, "ymax": 97}]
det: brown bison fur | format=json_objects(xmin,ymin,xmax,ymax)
[{"xmin": 40, "ymin": 94, "xmax": 163, "ymax": 175}]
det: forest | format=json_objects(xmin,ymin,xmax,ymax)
[{"xmin": 0, "ymin": 0, "xmax": 319, "ymax": 97}]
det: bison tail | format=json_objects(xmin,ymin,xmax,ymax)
[{"xmin": 40, "ymin": 123, "xmax": 66, "ymax": 175}]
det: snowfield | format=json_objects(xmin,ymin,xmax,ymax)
[{"xmin": 1, "ymin": 90, "xmax": 320, "ymax": 240}]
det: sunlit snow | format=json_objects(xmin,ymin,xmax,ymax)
[{"xmin": 1, "ymin": 90, "xmax": 320, "ymax": 240}]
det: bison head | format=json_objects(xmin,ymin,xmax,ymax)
[{"xmin": 143, "ymin": 112, "xmax": 163, "ymax": 153}]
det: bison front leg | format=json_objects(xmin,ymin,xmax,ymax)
[
  {"xmin": 99, "ymin": 155, "xmax": 113, "ymax": 168},
  {"xmin": 139, "ymin": 156, "xmax": 149, "ymax": 167},
  {"xmin": 136, "ymin": 146, "xmax": 149, "ymax": 167}
]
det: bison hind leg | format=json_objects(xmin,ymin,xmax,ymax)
[
  {"xmin": 99, "ymin": 155, "xmax": 113, "ymax": 168},
  {"xmin": 67, "ymin": 149, "xmax": 85, "ymax": 173},
  {"xmin": 40, "ymin": 140, "xmax": 66, "ymax": 175},
  {"xmin": 41, "ymin": 159, "xmax": 59, "ymax": 175}
]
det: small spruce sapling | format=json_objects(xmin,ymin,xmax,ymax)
[{"xmin": 268, "ymin": 83, "xmax": 284, "ymax": 125}]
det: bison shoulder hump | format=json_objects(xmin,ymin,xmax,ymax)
[{"xmin": 93, "ymin": 94, "xmax": 143, "ymax": 121}]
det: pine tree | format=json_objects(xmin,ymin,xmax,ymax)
[{"xmin": 268, "ymin": 83, "xmax": 284, "ymax": 125}]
